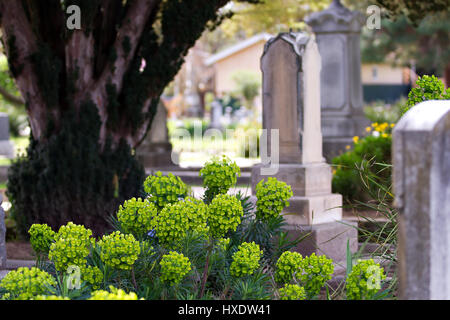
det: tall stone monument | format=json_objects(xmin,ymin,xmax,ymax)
[
  {"xmin": 136, "ymin": 101, "xmax": 178, "ymax": 168},
  {"xmin": 251, "ymin": 32, "xmax": 357, "ymax": 262},
  {"xmin": 306, "ymin": 0, "xmax": 369, "ymax": 161},
  {"xmin": 393, "ymin": 101, "xmax": 450, "ymax": 300}
]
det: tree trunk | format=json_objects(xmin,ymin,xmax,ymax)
[{"xmin": 0, "ymin": 0, "xmax": 237, "ymax": 236}]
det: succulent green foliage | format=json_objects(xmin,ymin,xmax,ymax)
[
  {"xmin": 278, "ymin": 284, "xmax": 306, "ymax": 300},
  {"xmin": 230, "ymin": 242, "xmax": 263, "ymax": 278},
  {"xmin": 297, "ymin": 253, "xmax": 334, "ymax": 298},
  {"xmin": 28, "ymin": 224, "xmax": 56, "ymax": 254},
  {"xmin": 160, "ymin": 251, "xmax": 192, "ymax": 285},
  {"xmin": 152, "ymin": 202, "xmax": 190, "ymax": 247},
  {"xmin": 346, "ymin": 259, "xmax": 387, "ymax": 300},
  {"xmin": 7, "ymin": 101, "xmax": 145, "ymax": 237},
  {"xmin": 402, "ymin": 75, "xmax": 450, "ymax": 115},
  {"xmin": 81, "ymin": 265, "xmax": 103, "ymax": 290},
  {"xmin": 49, "ymin": 236, "xmax": 91, "ymax": 272},
  {"xmin": 181, "ymin": 196, "xmax": 209, "ymax": 236},
  {"xmin": 255, "ymin": 177, "xmax": 293, "ymax": 221},
  {"xmin": 89, "ymin": 286, "xmax": 140, "ymax": 300},
  {"xmin": 208, "ymin": 194, "xmax": 244, "ymax": 238},
  {"xmin": 200, "ymin": 155, "xmax": 241, "ymax": 201},
  {"xmin": 98, "ymin": 231, "xmax": 140, "ymax": 270},
  {"xmin": 48, "ymin": 222, "xmax": 94, "ymax": 271},
  {"xmin": 117, "ymin": 197, "xmax": 157, "ymax": 238},
  {"xmin": 0, "ymin": 267, "xmax": 56, "ymax": 300},
  {"xmin": 33, "ymin": 295, "xmax": 70, "ymax": 300},
  {"xmin": 275, "ymin": 251, "xmax": 303, "ymax": 284},
  {"xmin": 143, "ymin": 171, "xmax": 188, "ymax": 209}
]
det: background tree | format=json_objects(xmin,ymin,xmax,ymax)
[{"xmin": 0, "ymin": 0, "xmax": 260, "ymax": 236}]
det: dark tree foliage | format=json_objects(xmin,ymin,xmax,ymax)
[{"xmin": 0, "ymin": 0, "xmax": 261, "ymax": 236}]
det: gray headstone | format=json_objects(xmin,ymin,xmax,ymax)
[
  {"xmin": 0, "ymin": 195, "xmax": 6, "ymax": 269},
  {"xmin": 251, "ymin": 32, "xmax": 357, "ymax": 262},
  {"xmin": 209, "ymin": 100, "xmax": 223, "ymax": 131},
  {"xmin": 306, "ymin": 0, "xmax": 369, "ymax": 161},
  {"xmin": 393, "ymin": 100, "xmax": 450, "ymax": 300},
  {"xmin": 136, "ymin": 102, "xmax": 178, "ymax": 168},
  {"xmin": 0, "ymin": 113, "xmax": 14, "ymax": 159}
]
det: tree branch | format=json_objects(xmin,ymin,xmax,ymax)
[{"xmin": 0, "ymin": 85, "xmax": 24, "ymax": 107}]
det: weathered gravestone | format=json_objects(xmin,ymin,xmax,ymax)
[
  {"xmin": 136, "ymin": 101, "xmax": 178, "ymax": 168},
  {"xmin": 251, "ymin": 32, "xmax": 357, "ymax": 262},
  {"xmin": 305, "ymin": 0, "xmax": 369, "ymax": 161},
  {"xmin": 0, "ymin": 113, "xmax": 14, "ymax": 159},
  {"xmin": 0, "ymin": 195, "xmax": 6, "ymax": 269},
  {"xmin": 208, "ymin": 99, "xmax": 224, "ymax": 131},
  {"xmin": 393, "ymin": 100, "xmax": 450, "ymax": 300}
]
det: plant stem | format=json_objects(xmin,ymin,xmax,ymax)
[
  {"xmin": 198, "ymin": 239, "xmax": 213, "ymax": 299},
  {"xmin": 131, "ymin": 267, "xmax": 138, "ymax": 291}
]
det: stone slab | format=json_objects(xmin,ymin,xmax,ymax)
[
  {"xmin": 251, "ymin": 163, "xmax": 333, "ymax": 197},
  {"xmin": 0, "ymin": 195, "xmax": 5, "ymax": 269},
  {"xmin": 285, "ymin": 220, "xmax": 358, "ymax": 263}
]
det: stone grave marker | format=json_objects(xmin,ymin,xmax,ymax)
[
  {"xmin": 306, "ymin": 0, "xmax": 369, "ymax": 161},
  {"xmin": 251, "ymin": 32, "xmax": 357, "ymax": 262},
  {"xmin": 393, "ymin": 100, "xmax": 450, "ymax": 300},
  {"xmin": 0, "ymin": 195, "xmax": 6, "ymax": 269}
]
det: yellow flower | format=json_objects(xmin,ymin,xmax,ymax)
[
  {"xmin": 345, "ymin": 145, "xmax": 351, "ymax": 150},
  {"xmin": 365, "ymin": 126, "xmax": 372, "ymax": 133},
  {"xmin": 381, "ymin": 133, "xmax": 389, "ymax": 138},
  {"xmin": 371, "ymin": 122, "xmax": 378, "ymax": 128},
  {"xmin": 352, "ymin": 136, "xmax": 359, "ymax": 144},
  {"xmin": 390, "ymin": 123, "xmax": 395, "ymax": 128}
]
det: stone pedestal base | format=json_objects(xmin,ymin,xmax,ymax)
[
  {"xmin": 286, "ymin": 220, "xmax": 358, "ymax": 262},
  {"xmin": 136, "ymin": 142, "xmax": 179, "ymax": 168},
  {"xmin": 251, "ymin": 163, "xmax": 342, "ymax": 225}
]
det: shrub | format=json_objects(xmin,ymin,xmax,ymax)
[
  {"xmin": 255, "ymin": 177, "xmax": 293, "ymax": 221},
  {"xmin": 143, "ymin": 171, "xmax": 188, "ymax": 209},
  {"xmin": 98, "ymin": 231, "xmax": 140, "ymax": 270},
  {"xmin": 275, "ymin": 251, "xmax": 303, "ymax": 284},
  {"xmin": 401, "ymin": 75, "xmax": 450, "ymax": 115},
  {"xmin": 230, "ymin": 242, "xmax": 263, "ymax": 278},
  {"xmin": 89, "ymin": 286, "xmax": 139, "ymax": 300},
  {"xmin": 207, "ymin": 194, "xmax": 244, "ymax": 238},
  {"xmin": 199, "ymin": 155, "xmax": 240, "ymax": 202},
  {"xmin": 346, "ymin": 259, "xmax": 387, "ymax": 300},
  {"xmin": 297, "ymin": 253, "xmax": 334, "ymax": 298},
  {"xmin": 278, "ymin": 284, "xmax": 306, "ymax": 300},
  {"xmin": 160, "ymin": 251, "xmax": 192, "ymax": 285},
  {"xmin": 0, "ymin": 267, "xmax": 56, "ymax": 300},
  {"xmin": 117, "ymin": 197, "xmax": 157, "ymax": 238},
  {"xmin": 28, "ymin": 224, "xmax": 56, "ymax": 255}
]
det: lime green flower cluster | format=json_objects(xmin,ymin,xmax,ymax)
[
  {"xmin": 143, "ymin": 171, "xmax": 188, "ymax": 209},
  {"xmin": 199, "ymin": 155, "xmax": 240, "ymax": 197},
  {"xmin": 230, "ymin": 242, "xmax": 262, "ymax": 278},
  {"xmin": 48, "ymin": 237, "xmax": 91, "ymax": 271},
  {"xmin": 81, "ymin": 265, "xmax": 103, "ymax": 289},
  {"xmin": 346, "ymin": 259, "xmax": 386, "ymax": 300},
  {"xmin": 34, "ymin": 295, "xmax": 70, "ymax": 300},
  {"xmin": 89, "ymin": 286, "xmax": 140, "ymax": 300},
  {"xmin": 55, "ymin": 222, "xmax": 93, "ymax": 244},
  {"xmin": 0, "ymin": 267, "xmax": 56, "ymax": 300},
  {"xmin": 98, "ymin": 231, "xmax": 140, "ymax": 270},
  {"xmin": 255, "ymin": 177, "xmax": 293, "ymax": 221},
  {"xmin": 275, "ymin": 251, "xmax": 303, "ymax": 284},
  {"xmin": 208, "ymin": 194, "xmax": 244, "ymax": 238},
  {"xmin": 28, "ymin": 224, "xmax": 56, "ymax": 254},
  {"xmin": 216, "ymin": 237, "xmax": 231, "ymax": 251},
  {"xmin": 152, "ymin": 202, "xmax": 190, "ymax": 246},
  {"xmin": 297, "ymin": 253, "xmax": 334, "ymax": 297},
  {"xmin": 160, "ymin": 251, "xmax": 192, "ymax": 285},
  {"xmin": 117, "ymin": 197, "xmax": 157, "ymax": 237},
  {"xmin": 182, "ymin": 196, "xmax": 209, "ymax": 235},
  {"xmin": 278, "ymin": 284, "xmax": 306, "ymax": 300}
]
